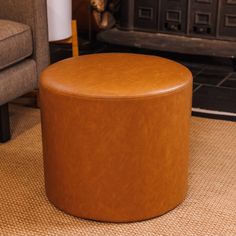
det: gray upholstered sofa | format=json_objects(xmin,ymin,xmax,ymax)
[{"xmin": 0, "ymin": 0, "xmax": 50, "ymax": 142}]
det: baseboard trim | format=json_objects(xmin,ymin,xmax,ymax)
[{"xmin": 192, "ymin": 108, "xmax": 236, "ymax": 122}]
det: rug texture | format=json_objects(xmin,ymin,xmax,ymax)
[{"xmin": 0, "ymin": 105, "xmax": 236, "ymax": 236}]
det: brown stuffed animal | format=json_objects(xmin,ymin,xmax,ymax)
[
  {"xmin": 90, "ymin": 0, "xmax": 119, "ymax": 30},
  {"xmin": 91, "ymin": 0, "xmax": 107, "ymax": 12}
]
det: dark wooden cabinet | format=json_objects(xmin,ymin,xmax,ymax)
[
  {"xmin": 219, "ymin": 0, "xmax": 236, "ymax": 38},
  {"xmin": 160, "ymin": 0, "xmax": 188, "ymax": 34},
  {"xmin": 189, "ymin": 0, "xmax": 218, "ymax": 37},
  {"xmin": 98, "ymin": 0, "xmax": 236, "ymax": 58},
  {"xmin": 119, "ymin": 0, "xmax": 236, "ymax": 40},
  {"xmin": 134, "ymin": 0, "xmax": 159, "ymax": 32}
]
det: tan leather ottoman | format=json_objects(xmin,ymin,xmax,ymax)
[{"xmin": 40, "ymin": 53, "xmax": 193, "ymax": 223}]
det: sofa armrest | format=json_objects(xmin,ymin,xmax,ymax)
[{"xmin": 0, "ymin": 0, "xmax": 50, "ymax": 79}]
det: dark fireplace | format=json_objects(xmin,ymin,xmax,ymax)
[{"xmin": 98, "ymin": 0, "xmax": 236, "ymax": 61}]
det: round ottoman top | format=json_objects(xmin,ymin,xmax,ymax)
[{"xmin": 41, "ymin": 53, "xmax": 192, "ymax": 99}]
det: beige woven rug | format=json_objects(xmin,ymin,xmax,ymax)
[{"xmin": 0, "ymin": 105, "xmax": 236, "ymax": 236}]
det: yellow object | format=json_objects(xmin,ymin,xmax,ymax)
[{"xmin": 56, "ymin": 20, "xmax": 79, "ymax": 57}]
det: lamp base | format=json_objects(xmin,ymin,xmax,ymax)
[{"xmin": 47, "ymin": 0, "xmax": 72, "ymax": 42}]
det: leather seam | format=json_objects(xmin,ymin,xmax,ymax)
[{"xmin": 40, "ymin": 80, "xmax": 192, "ymax": 101}]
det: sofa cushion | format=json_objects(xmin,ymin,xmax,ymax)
[{"xmin": 0, "ymin": 20, "xmax": 33, "ymax": 70}]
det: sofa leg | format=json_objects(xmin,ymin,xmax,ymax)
[{"xmin": 0, "ymin": 104, "xmax": 11, "ymax": 143}]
